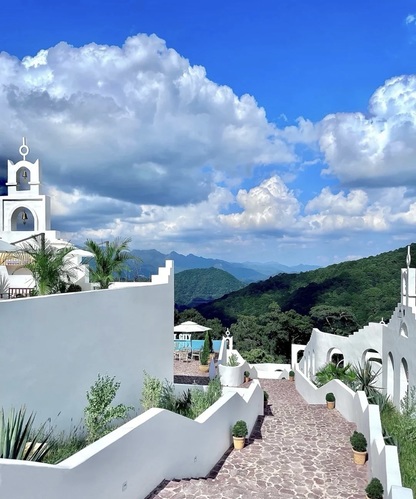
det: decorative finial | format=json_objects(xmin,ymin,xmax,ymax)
[
  {"xmin": 19, "ymin": 137, "xmax": 30, "ymax": 161},
  {"xmin": 407, "ymin": 245, "xmax": 411, "ymax": 270}
]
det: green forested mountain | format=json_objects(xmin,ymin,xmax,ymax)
[
  {"xmin": 197, "ymin": 244, "xmax": 413, "ymax": 327},
  {"xmin": 175, "ymin": 267, "xmax": 245, "ymax": 307}
]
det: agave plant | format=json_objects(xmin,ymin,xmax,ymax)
[
  {"xmin": 0, "ymin": 406, "xmax": 52, "ymax": 461},
  {"xmin": 351, "ymin": 361, "xmax": 381, "ymax": 400}
]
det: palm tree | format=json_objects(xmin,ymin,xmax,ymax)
[
  {"xmin": 84, "ymin": 237, "xmax": 138, "ymax": 289},
  {"xmin": 17, "ymin": 235, "xmax": 78, "ymax": 295}
]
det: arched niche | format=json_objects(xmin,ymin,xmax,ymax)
[
  {"xmin": 16, "ymin": 166, "xmax": 31, "ymax": 191},
  {"xmin": 386, "ymin": 352, "xmax": 394, "ymax": 399},
  {"xmin": 400, "ymin": 322, "xmax": 408, "ymax": 338},
  {"xmin": 327, "ymin": 347, "xmax": 344, "ymax": 367},
  {"xmin": 312, "ymin": 349, "xmax": 316, "ymax": 375},
  {"xmin": 10, "ymin": 207, "xmax": 35, "ymax": 231},
  {"xmin": 362, "ymin": 348, "xmax": 382, "ymax": 366},
  {"xmin": 399, "ymin": 357, "xmax": 409, "ymax": 403}
]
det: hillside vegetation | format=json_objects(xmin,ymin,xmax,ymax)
[
  {"xmin": 197, "ymin": 244, "xmax": 412, "ymax": 327},
  {"xmin": 175, "ymin": 268, "xmax": 245, "ymax": 307}
]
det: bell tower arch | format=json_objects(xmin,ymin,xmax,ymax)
[{"xmin": 0, "ymin": 138, "xmax": 51, "ymax": 233}]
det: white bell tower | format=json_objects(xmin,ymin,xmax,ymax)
[{"xmin": 0, "ymin": 138, "xmax": 58, "ymax": 243}]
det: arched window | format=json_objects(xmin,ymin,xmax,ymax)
[
  {"xmin": 400, "ymin": 357, "xmax": 409, "ymax": 403},
  {"xmin": 400, "ymin": 322, "xmax": 408, "ymax": 338},
  {"xmin": 10, "ymin": 208, "xmax": 35, "ymax": 231},
  {"xmin": 16, "ymin": 167, "xmax": 30, "ymax": 191},
  {"xmin": 386, "ymin": 352, "xmax": 394, "ymax": 399},
  {"xmin": 327, "ymin": 347, "xmax": 344, "ymax": 367}
]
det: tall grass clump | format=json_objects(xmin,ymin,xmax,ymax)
[
  {"xmin": 43, "ymin": 422, "xmax": 87, "ymax": 464},
  {"xmin": 380, "ymin": 387, "xmax": 416, "ymax": 494}
]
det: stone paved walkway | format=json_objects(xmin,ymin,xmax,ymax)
[{"xmin": 147, "ymin": 378, "xmax": 368, "ymax": 499}]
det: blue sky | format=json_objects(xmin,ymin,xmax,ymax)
[{"xmin": 1, "ymin": 0, "xmax": 416, "ymax": 266}]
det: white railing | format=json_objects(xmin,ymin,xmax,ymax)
[{"xmin": 294, "ymin": 367, "xmax": 413, "ymax": 499}]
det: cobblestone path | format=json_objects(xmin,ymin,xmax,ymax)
[{"xmin": 147, "ymin": 379, "xmax": 368, "ymax": 498}]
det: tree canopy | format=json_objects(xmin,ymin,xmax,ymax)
[
  {"xmin": 18, "ymin": 235, "xmax": 77, "ymax": 295},
  {"xmin": 84, "ymin": 237, "xmax": 137, "ymax": 289}
]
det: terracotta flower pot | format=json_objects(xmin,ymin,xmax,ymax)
[
  {"xmin": 326, "ymin": 401, "xmax": 335, "ymax": 409},
  {"xmin": 352, "ymin": 449, "xmax": 367, "ymax": 465},
  {"xmin": 233, "ymin": 436, "xmax": 245, "ymax": 450},
  {"xmin": 199, "ymin": 364, "xmax": 209, "ymax": 373}
]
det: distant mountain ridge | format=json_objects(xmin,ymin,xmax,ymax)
[
  {"xmin": 129, "ymin": 249, "xmax": 319, "ymax": 283},
  {"xmin": 196, "ymin": 244, "xmax": 414, "ymax": 327}
]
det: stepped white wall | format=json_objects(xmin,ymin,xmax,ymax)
[
  {"xmin": 296, "ymin": 322, "xmax": 383, "ymax": 378},
  {"xmin": 0, "ymin": 261, "xmax": 174, "ymax": 431},
  {"xmin": 0, "ymin": 381, "xmax": 263, "ymax": 499}
]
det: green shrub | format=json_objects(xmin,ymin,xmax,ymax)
[
  {"xmin": 84, "ymin": 374, "xmax": 133, "ymax": 443},
  {"xmin": 244, "ymin": 371, "xmax": 250, "ymax": 378},
  {"xmin": 350, "ymin": 431, "xmax": 367, "ymax": 452},
  {"xmin": 381, "ymin": 392, "xmax": 416, "ymax": 493},
  {"xmin": 240, "ymin": 348, "xmax": 275, "ymax": 364},
  {"xmin": 227, "ymin": 353, "xmax": 239, "ymax": 367},
  {"xmin": 200, "ymin": 332, "xmax": 211, "ymax": 365},
  {"xmin": 232, "ymin": 420, "xmax": 248, "ymax": 438},
  {"xmin": 0, "ymin": 406, "xmax": 52, "ymax": 461},
  {"xmin": 141, "ymin": 371, "xmax": 163, "ymax": 411},
  {"xmin": 189, "ymin": 377, "xmax": 222, "ymax": 419},
  {"xmin": 289, "ymin": 370, "xmax": 295, "ymax": 377},
  {"xmin": 365, "ymin": 477, "xmax": 384, "ymax": 499},
  {"xmin": 325, "ymin": 392, "xmax": 335, "ymax": 402},
  {"xmin": 314, "ymin": 362, "xmax": 356, "ymax": 388}
]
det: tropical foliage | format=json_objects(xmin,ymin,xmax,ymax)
[
  {"xmin": 84, "ymin": 237, "xmax": 137, "ymax": 289},
  {"xmin": 380, "ymin": 391, "xmax": 416, "ymax": 493},
  {"xmin": 140, "ymin": 374, "xmax": 222, "ymax": 419},
  {"xmin": 18, "ymin": 235, "xmax": 77, "ymax": 295},
  {"xmin": 0, "ymin": 406, "xmax": 52, "ymax": 461},
  {"xmin": 314, "ymin": 362, "xmax": 356, "ymax": 388},
  {"xmin": 84, "ymin": 374, "xmax": 133, "ymax": 443}
]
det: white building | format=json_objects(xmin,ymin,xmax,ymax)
[
  {"xmin": 0, "ymin": 138, "xmax": 90, "ymax": 294},
  {"xmin": 292, "ymin": 246, "xmax": 415, "ymax": 409}
]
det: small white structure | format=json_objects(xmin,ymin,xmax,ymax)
[{"xmin": 0, "ymin": 139, "xmax": 90, "ymax": 293}]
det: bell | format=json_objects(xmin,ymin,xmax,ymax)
[
  {"xmin": 22, "ymin": 170, "xmax": 28, "ymax": 179},
  {"xmin": 21, "ymin": 211, "xmax": 28, "ymax": 224}
]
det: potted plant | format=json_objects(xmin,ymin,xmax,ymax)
[
  {"xmin": 350, "ymin": 430, "xmax": 367, "ymax": 464},
  {"xmin": 244, "ymin": 370, "xmax": 250, "ymax": 383},
  {"xmin": 289, "ymin": 370, "xmax": 295, "ymax": 381},
  {"xmin": 325, "ymin": 392, "xmax": 335, "ymax": 409},
  {"xmin": 232, "ymin": 420, "xmax": 248, "ymax": 450},
  {"xmin": 365, "ymin": 477, "xmax": 383, "ymax": 499},
  {"xmin": 199, "ymin": 332, "xmax": 210, "ymax": 373}
]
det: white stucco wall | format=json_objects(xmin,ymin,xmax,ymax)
[
  {"xmin": 0, "ymin": 380, "xmax": 263, "ymax": 499},
  {"xmin": 296, "ymin": 323, "xmax": 384, "ymax": 379},
  {"xmin": 0, "ymin": 261, "xmax": 174, "ymax": 431},
  {"xmin": 383, "ymin": 304, "xmax": 416, "ymax": 407}
]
